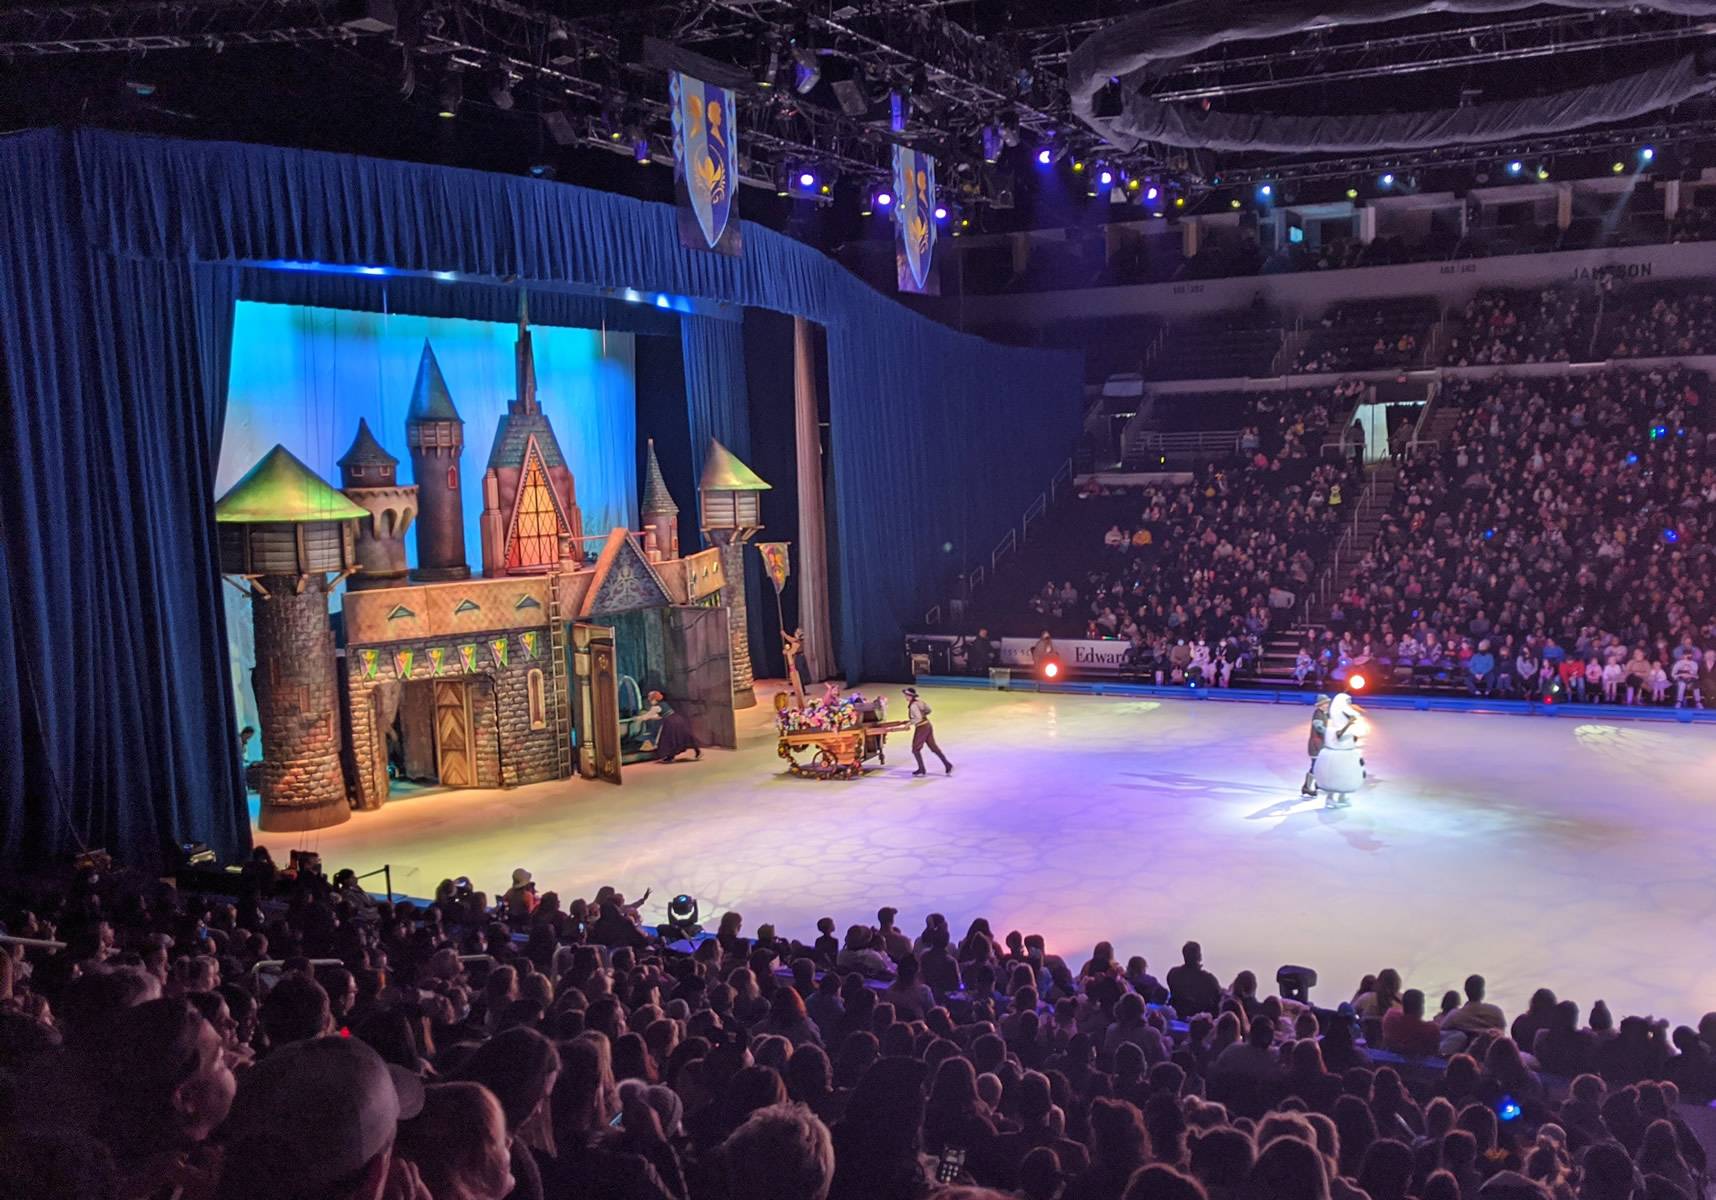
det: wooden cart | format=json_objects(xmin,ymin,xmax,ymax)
[{"xmin": 778, "ymin": 719, "xmax": 911, "ymax": 779}]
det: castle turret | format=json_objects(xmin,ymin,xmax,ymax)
[
  {"xmin": 405, "ymin": 341, "xmax": 470, "ymax": 582},
  {"xmin": 216, "ymin": 446, "xmax": 368, "ymax": 831},
  {"xmin": 699, "ymin": 439, "xmax": 770, "ymax": 709},
  {"xmin": 640, "ymin": 439, "xmax": 680, "ymax": 561},
  {"xmin": 338, "ymin": 418, "xmax": 417, "ymax": 591},
  {"xmin": 480, "ymin": 292, "xmax": 583, "ymax": 576}
]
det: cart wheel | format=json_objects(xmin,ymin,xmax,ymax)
[{"xmin": 813, "ymin": 749, "xmax": 838, "ymax": 776}]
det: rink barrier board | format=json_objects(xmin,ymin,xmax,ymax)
[{"xmin": 912, "ymin": 675, "xmax": 1716, "ymax": 725}]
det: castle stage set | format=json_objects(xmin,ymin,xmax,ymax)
[{"xmin": 0, "ymin": 129, "xmax": 1078, "ymax": 868}]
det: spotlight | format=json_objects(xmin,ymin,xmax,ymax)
[
  {"xmin": 1349, "ymin": 673, "xmax": 1367, "ymax": 692},
  {"xmin": 934, "ymin": 203, "xmax": 949, "ymax": 220},
  {"xmin": 528, "ymin": 163, "xmax": 555, "ymax": 180},
  {"xmin": 1508, "ymin": 160, "xmax": 1523, "ymax": 175},
  {"xmin": 1641, "ymin": 145, "xmax": 1655, "ymax": 161},
  {"xmin": 1040, "ymin": 655, "xmax": 1062, "ymax": 681},
  {"xmin": 1379, "ymin": 172, "xmax": 1394, "ymax": 187},
  {"xmin": 633, "ymin": 132, "xmax": 651, "ymax": 165},
  {"xmin": 436, "ymin": 70, "xmax": 463, "ymax": 119},
  {"xmin": 658, "ymin": 893, "xmax": 702, "ymax": 940},
  {"xmin": 1036, "ymin": 147, "xmax": 1053, "ymax": 166},
  {"xmin": 981, "ymin": 123, "xmax": 1003, "ymax": 164},
  {"xmin": 488, "ymin": 73, "xmax": 515, "ymax": 111},
  {"xmin": 1346, "ymin": 187, "xmax": 1359, "ymax": 199},
  {"xmin": 1145, "ymin": 186, "xmax": 1159, "ymax": 201},
  {"xmin": 792, "ymin": 47, "xmax": 820, "ymax": 94},
  {"xmin": 1613, "ymin": 161, "xmax": 1626, "ymax": 173},
  {"xmin": 866, "ymin": 185, "xmax": 893, "ymax": 216},
  {"xmin": 798, "ymin": 169, "xmax": 817, "ymax": 189},
  {"xmin": 1230, "ymin": 198, "xmax": 1241, "ymax": 209},
  {"xmin": 1071, "ymin": 159, "xmax": 1085, "ymax": 173},
  {"xmin": 1098, "ymin": 167, "xmax": 1114, "ymax": 186},
  {"xmin": 1536, "ymin": 166, "xmax": 1550, "ymax": 180},
  {"xmin": 1174, "ymin": 195, "xmax": 1186, "ymax": 208},
  {"xmin": 1127, "ymin": 177, "xmax": 1140, "ymax": 193},
  {"xmin": 1258, "ymin": 183, "xmax": 1273, "ymax": 198}
]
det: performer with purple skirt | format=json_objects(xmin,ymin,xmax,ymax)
[{"xmin": 645, "ymin": 690, "xmax": 702, "ymax": 763}]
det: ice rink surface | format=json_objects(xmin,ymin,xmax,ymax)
[{"xmin": 268, "ymin": 685, "xmax": 1716, "ymax": 1024}]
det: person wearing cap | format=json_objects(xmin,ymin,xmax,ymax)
[
  {"xmin": 214, "ymin": 1034, "xmax": 426, "ymax": 1200},
  {"xmin": 902, "ymin": 687, "xmax": 953, "ymax": 777}
]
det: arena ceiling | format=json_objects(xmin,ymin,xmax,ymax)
[{"xmin": 6, "ymin": 0, "xmax": 1716, "ymax": 243}]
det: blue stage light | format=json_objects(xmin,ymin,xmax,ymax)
[
  {"xmin": 1036, "ymin": 147, "xmax": 1053, "ymax": 166},
  {"xmin": 1508, "ymin": 160, "xmax": 1523, "ymax": 175},
  {"xmin": 934, "ymin": 204, "xmax": 948, "ymax": 220},
  {"xmin": 1258, "ymin": 183, "xmax": 1273, "ymax": 198},
  {"xmin": 1380, "ymin": 173, "xmax": 1394, "ymax": 187},
  {"xmin": 1098, "ymin": 168, "xmax": 1114, "ymax": 185},
  {"xmin": 1641, "ymin": 146, "xmax": 1655, "ymax": 162},
  {"xmin": 1145, "ymin": 186, "xmax": 1159, "ymax": 201},
  {"xmin": 798, "ymin": 170, "xmax": 816, "ymax": 189},
  {"xmin": 876, "ymin": 189, "xmax": 893, "ymax": 208}
]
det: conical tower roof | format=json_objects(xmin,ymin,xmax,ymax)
[
  {"xmin": 641, "ymin": 439, "xmax": 678, "ymax": 516},
  {"xmin": 216, "ymin": 445, "xmax": 369, "ymax": 524},
  {"xmin": 699, "ymin": 439, "xmax": 771, "ymax": 491},
  {"xmin": 337, "ymin": 417, "xmax": 398, "ymax": 470},
  {"xmin": 406, "ymin": 341, "xmax": 461, "ymax": 423}
]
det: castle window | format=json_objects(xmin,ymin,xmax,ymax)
[
  {"xmin": 506, "ymin": 450, "xmax": 562, "ymax": 571},
  {"xmin": 527, "ymin": 669, "xmax": 547, "ymax": 730},
  {"xmin": 447, "ymin": 465, "xmax": 459, "ymax": 490}
]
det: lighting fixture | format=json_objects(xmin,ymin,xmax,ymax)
[{"xmin": 1346, "ymin": 187, "xmax": 1359, "ymax": 199}]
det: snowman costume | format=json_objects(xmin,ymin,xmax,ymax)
[{"xmin": 1312, "ymin": 692, "xmax": 1365, "ymax": 808}]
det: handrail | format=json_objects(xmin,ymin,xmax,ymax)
[
  {"xmin": 924, "ymin": 604, "xmax": 942, "ymax": 626},
  {"xmin": 992, "ymin": 528, "xmax": 1017, "ymax": 573},
  {"xmin": 354, "ymin": 863, "xmax": 393, "ymax": 903},
  {"xmin": 252, "ymin": 957, "xmax": 344, "ymax": 977},
  {"xmin": 0, "ymin": 934, "xmax": 66, "ymax": 951},
  {"xmin": 1021, "ymin": 493, "xmax": 1048, "ymax": 542}
]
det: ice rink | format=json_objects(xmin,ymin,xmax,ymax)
[{"xmin": 268, "ymin": 684, "xmax": 1716, "ymax": 1024}]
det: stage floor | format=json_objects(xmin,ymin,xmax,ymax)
[{"xmin": 261, "ymin": 685, "xmax": 1716, "ymax": 1025}]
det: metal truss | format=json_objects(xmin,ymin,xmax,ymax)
[{"xmin": 0, "ymin": 1, "xmax": 380, "ymax": 56}]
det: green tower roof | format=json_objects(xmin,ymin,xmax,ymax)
[
  {"xmin": 406, "ymin": 341, "xmax": 462, "ymax": 423},
  {"xmin": 216, "ymin": 445, "xmax": 370, "ymax": 524},
  {"xmin": 699, "ymin": 439, "xmax": 771, "ymax": 492},
  {"xmin": 641, "ymin": 438, "xmax": 679, "ymax": 516}
]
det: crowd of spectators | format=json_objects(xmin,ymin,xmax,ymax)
[
  {"xmin": 3, "ymin": 857, "xmax": 1715, "ymax": 1200},
  {"xmin": 1444, "ymin": 287, "xmax": 1597, "ymax": 368},
  {"xmin": 1296, "ymin": 302, "xmax": 1431, "ymax": 375},
  {"xmin": 1308, "ymin": 366, "xmax": 1716, "ymax": 699},
  {"xmin": 1604, "ymin": 287, "xmax": 1716, "ymax": 360},
  {"xmin": 1020, "ymin": 385, "xmax": 1360, "ymax": 682}
]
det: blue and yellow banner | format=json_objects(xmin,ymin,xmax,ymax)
[
  {"xmin": 672, "ymin": 70, "xmax": 742, "ymax": 255},
  {"xmin": 893, "ymin": 145, "xmax": 939, "ymax": 295}
]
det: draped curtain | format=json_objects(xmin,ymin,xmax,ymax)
[
  {"xmin": 793, "ymin": 318, "xmax": 836, "ymax": 683},
  {"xmin": 0, "ymin": 126, "xmax": 1079, "ymax": 867}
]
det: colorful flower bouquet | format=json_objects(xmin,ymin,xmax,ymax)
[{"xmin": 777, "ymin": 692, "xmax": 882, "ymax": 734}]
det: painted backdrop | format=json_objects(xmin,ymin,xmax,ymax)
[{"xmin": 219, "ymin": 300, "xmax": 637, "ymax": 753}]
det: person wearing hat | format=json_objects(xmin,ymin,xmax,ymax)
[
  {"xmin": 903, "ymin": 688, "xmax": 953, "ymax": 777},
  {"xmin": 503, "ymin": 868, "xmax": 538, "ymax": 919},
  {"xmin": 214, "ymin": 1034, "xmax": 425, "ymax": 1200}
]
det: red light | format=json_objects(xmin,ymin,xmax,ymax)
[
  {"xmin": 1349, "ymin": 674, "xmax": 1367, "ymax": 691},
  {"xmin": 1043, "ymin": 661, "xmax": 1060, "ymax": 679}
]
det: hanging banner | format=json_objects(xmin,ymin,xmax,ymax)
[
  {"xmin": 392, "ymin": 648, "xmax": 415, "ymax": 680},
  {"xmin": 672, "ymin": 70, "xmax": 742, "ymax": 255},
  {"xmin": 360, "ymin": 648, "xmax": 381, "ymax": 682},
  {"xmin": 893, "ymin": 145, "xmax": 940, "ymax": 296},
  {"xmin": 756, "ymin": 541, "xmax": 792, "ymax": 594},
  {"xmin": 459, "ymin": 643, "xmax": 481, "ymax": 674},
  {"xmin": 488, "ymin": 636, "xmax": 510, "ymax": 669},
  {"xmin": 521, "ymin": 631, "xmax": 541, "ymax": 660},
  {"xmin": 427, "ymin": 646, "xmax": 448, "ymax": 677}
]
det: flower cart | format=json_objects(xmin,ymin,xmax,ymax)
[{"xmin": 776, "ymin": 693, "xmax": 910, "ymax": 780}]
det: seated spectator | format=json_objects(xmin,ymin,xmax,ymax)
[{"xmin": 1380, "ymin": 990, "xmax": 1442, "ymax": 1058}]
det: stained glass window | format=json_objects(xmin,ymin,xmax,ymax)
[{"xmin": 507, "ymin": 449, "xmax": 562, "ymax": 570}]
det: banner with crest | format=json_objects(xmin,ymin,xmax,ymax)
[
  {"xmin": 892, "ymin": 145, "xmax": 940, "ymax": 295},
  {"xmin": 671, "ymin": 70, "xmax": 742, "ymax": 255}
]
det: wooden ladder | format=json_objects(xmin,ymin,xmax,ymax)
[{"xmin": 547, "ymin": 572, "xmax": 574, "ymax": 779}]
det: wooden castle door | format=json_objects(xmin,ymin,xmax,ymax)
[{"xmin": 432, "ymin": 680, "xmax": 475, "ymax": 787}]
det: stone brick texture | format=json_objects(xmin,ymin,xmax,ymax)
[{"xmin": 251, "ymin": 579, "xmax": 348, "ymax": 823}]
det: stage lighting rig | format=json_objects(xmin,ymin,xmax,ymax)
[{"xmin": 436, "ymin": 69, "xmax": 463, "ymax": 119}]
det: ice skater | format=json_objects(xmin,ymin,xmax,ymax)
[
  {"xmin": 1302, "ymin": 694, "xmax": 1332, "ymax": 796},
  {"xmin": 903, "ymin": 687, "xmax": 953, "ymax": 776},
  {"xmin": 1312, "ymin": 692, "xmax": 1365, "ymax": 809}
]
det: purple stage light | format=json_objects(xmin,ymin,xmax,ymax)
[
  {"xmin": 798, "ymin": 170, "xmax": 816, "ymax": 188},
  {"xmin": 934, "ymin": 204, "xmax": 948, "ymax": 220},
  {"xmin": 876, "ymin": 190, "xmax": 893, "ymax": 207},
  {"xmin": 1036, "ymin": 148, "xmax": 1053, "ymax": 165}
]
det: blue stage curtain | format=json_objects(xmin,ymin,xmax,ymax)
[
  {"xmin": 0, "ymin": 130, "xmax": 247, "ymax": 864},
  {"xmin": 0, "ymin": 128, "xmax": 1078, "ymax": 864}
]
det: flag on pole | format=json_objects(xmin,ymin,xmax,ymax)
[{"xmin": 757, "ymin": 541, "xmax": 792, "ymax": 593}]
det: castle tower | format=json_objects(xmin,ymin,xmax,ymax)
[
  {"xmin": 699, "ymin": 439, "xmax": 770, "ymax": 709},
  {"xmin": 405, "ymin": 341, "xmax": 470, "ymax": 582},
  {"xmin": 338, "ymin": 418, "xmax": 418, "ymax": 591},
  {"xmin": 640, "ymin": 438, "xmax": 680, "ymax": 561},
  {"xmin": 480, "ymin": 292, "xmax": 584, "ymax": 575},
  {"xmin": 215, "ymin": 446, "xmax": 368, "ymax": 831}
]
